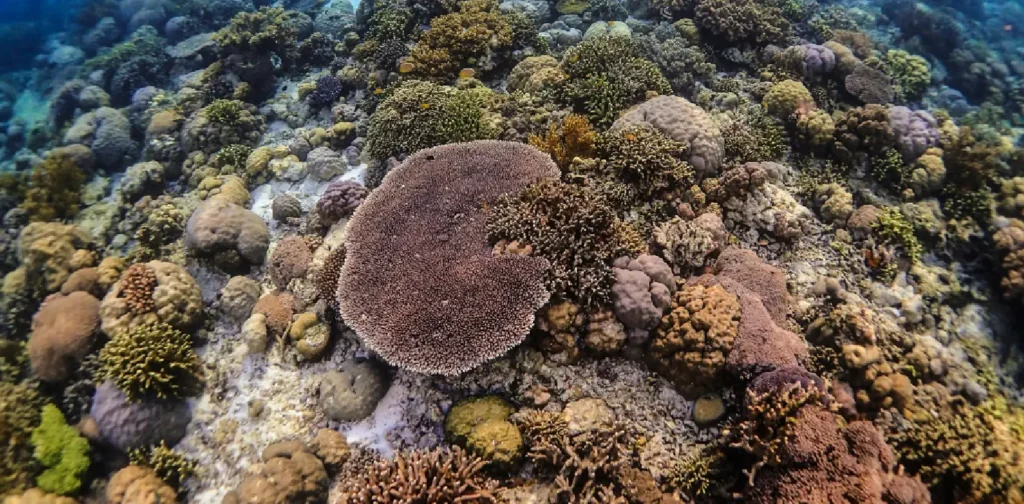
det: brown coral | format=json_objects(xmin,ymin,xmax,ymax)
[
  {"xmin": 648, "ymin": 284, "xmax": 741, "ymax": 398},
  {"xmin": 335, "ymin": 447, "xmax": 495, "ymax": 503},
  {"xmin": 105, "ymin": 465, "xmax": 177, "ymax": 504},
  {"xmin": 268, "ymin": 235, "xmax": 313, "ymax": 288},
  {"xmin": 338, "ymin": 141, "xmax": 558, "ymax": 375},
  {"xmin": 253, "ymin": 291, "xmax": 295, "ymax": 337},
  {"xmin": 223, "ymin": 440, "xmax": 329, "ymax": 504},
  {"xmin": 528, "ymin": 114, "xmax": 597, "ymax": 172},
  {"xmin": 99, "ymin": 261, "xmax": 203, "ymax": 338},
  {"xmin": 118, "ymin": 264, "xmax": 158, "ymax": 315},
  {"xmin": 27, "ymin": 291, "xmax": 101, "ymax": 382},
  {"xmin": 315, "ymin": 244, "xmax": 346, "ymax": 310}
]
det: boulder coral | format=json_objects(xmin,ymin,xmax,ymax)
[
  {"xmin": 610, "ymin": 255, "xmax": 675, "ymax": 334},
  {"xmin": 99, "ymin": 261, "xmax": 203, "ymax": 338},
  {"xmin": 222, "ymin": 440, "xmax": 329, "ymax": 504},
  {"xmin": 267, "ymin": 235, "xmax": 313, "ymax": 288},
  {"xmin": 338, "ymin": 141, "xmax": 558, "ymax": 375},
  {"xmin": 28, "ymin": 291, "xmax": 100, "ymax": 383},
  {"xmin": 610, "ymin": 95, "xmax": 724, "ymax": 177},
  {"xmin": 89, "ymin": 381, "xmax": 191, "ymax": 452},
  {"xmin": 185, "ymin": 199, "xmax": 270, "ymax": 269}
]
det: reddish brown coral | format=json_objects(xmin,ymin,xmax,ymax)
[
  {"xmin": 253, "ymin": 291, "xmax": 296, "ymax": 336},
  {"xmin": 118, "ymin": 263, "xmax": 158, "ymax": 314},
  {"xmin": 315, "ymin": 244, "xmax": 346, "ymax": 310},
  {"xmin": 337, "ymin": 141, "xmax": 558, "ymax": 375},
  {"xmin": 268, "ymin": 235, "xmax": 313, "ymax": 288}
]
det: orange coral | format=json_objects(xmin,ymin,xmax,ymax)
[
  {"xmin": 528, "ymin": 114, "xmax": 597, "ymax": 172},
  {"xmin": 118, "ymin": 264, "xmax": 158, "ymax": 315}
]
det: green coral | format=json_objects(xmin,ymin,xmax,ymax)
[
  {"xmin": 444, "ymin": 396, "xmax": 522, "ymax": 468},
  {"xmin": 97, "ymin": 323, "xmax": 202, "ymax": 401},
  {"xmin": 762, "ymin": 79, "xmax": 813, "ymax": 119},
  {"xmin": 872, "ymin": 207, "xmax": 922, "ymax": 265},
  {"xmin": 721, "ymin": 104, "xmax": 789, "ymax": 163},
  {"xmin": 885, "ymin": 50, "xmax": 931, "ymax": 100},
  {"xmin": 82, "ymin": 25, "xmax": 165, "ymax": 75},
  {"xmin": 886, "ymin": 395, "xmax": 1024, "ymax": 502},
  {"xmin": 364, "ymin": 80, "xmax": 497, "ymax": 183},
  {"xmin": 940, "ymin": 126, "xmax": 1001, "ymax": 225},
  {"xmin": 486, "ymin": 180, "xmax": 646, "ymax": 307},
  {"xmin": 556, "ymin": 35, "xmax": 671, "ymax": 128},
  {"xmin": 869, "ymin": 148, "xmax": 907, "ymax": 187},
  {"xmin": 129, "ymin": 441, "xmax": 196, "ymax": 489},
  {"xmin": 406, "ymin": 0, "xmax": 516, "ymax": 79},
  {"xmin": 212, "ymin": 7, "xmax": 300, "ymax": 63},
  {"xmin": 693, "ymin": 0, "xmax": 793, "ymax": 44},
  {"xmin": 19, "ymin": 155, "xmax": 86, "ymax": 223},
  {"xmin": 796, "ymin": 109, "xmax": 836, "ymax": 149},
  {"xmin": 204, "ymin": 99, "xmax": 246, "ymax": 126},
  {"xmin": 31, "ymin": 405, "xmax": 90, "ymax": 496},
  {"xmin": 215, "ymin": 144, "xmax": 253, "ymax": 169},
  {"xmin": 668, "ymin": 448, "xmax": 724, "ymax": 500},
  {"xmin": 366, "ymin": 6, "xmax": 415, "ymax": 42},
  {"xmin": 0, "ymin": 382, "xmax": 44, "ymax": 496}
]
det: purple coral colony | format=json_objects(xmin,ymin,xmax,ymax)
[{"xmin": 3, "ymin": 0, "xmax": 1024, "ymax": 501}]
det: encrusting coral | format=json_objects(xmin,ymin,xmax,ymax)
[{"xmin": 338, "ymin": 141, "xmax": 557, "ymax": 375}]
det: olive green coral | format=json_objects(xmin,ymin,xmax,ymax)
[
  {"xmin": 694, "ymin": 0, "xmax": 793, "ymax": 44},
  {"xmin": 0, "ymin": 382, "xmax": 45, "ymax": 496},
  {"xmin": 406, "ymin": 0, "xmax": 515, "ymax": 80},
  {"xmin": 556, "ymin": 35, "xmax": 671, "ymax": 128},
  {"xmin": 129, "ymin": 441, "xmax": 196, "ymax": 489},
  {"xmin": 31, "ymin": 405, "xmax": 90, "ymax": 496},
  {"xmin": 445, "ymin": 396, "xmax": 523, "ymax": 468},
  {"xmin": 97, "ymin": 322, "xmax": 202, "ymax": 401},
  {"xmin": 594, "ymin": 124, "xmax": 694, "ymax": 200},
  {"xmin": 762, "ymin": 80, "xmax": 814, "ymax": 119},
  {"xmin": 19, "ymin": 155, "xmax": 86, "ymax": 223},
  {"xmin": 872, "ymin": 207, "xmax": 923, "ymax": 265},
  {"xmin": 885, "ymin": 50, "xmax": 931, "ymax": 100},
  {"xmin": 213, "ymin": 7, "xmax": 300, "ymax": 63},
  {"xmin": 364, "ymin": 80, "xmax": 497, "ymax": 184}
]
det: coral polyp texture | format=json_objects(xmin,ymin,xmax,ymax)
[
  {"xmin": 338, "ymin": 141, "xmax": 557, "ymax": 375},
  {"xmin": 2, "ymin": 0, "xmax": 1024, "ymax": 500}
]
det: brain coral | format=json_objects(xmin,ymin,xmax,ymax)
[
  {"xmin": 185, "ymin": 199, "xmax": 270, "ymax": 267},
  {"xmin": 99, "ymin": 261, "xmax": 203, "ymax": 338},
  {"xmin": 28, "ymin": 291, "xmax": 101, "ymax": 382},
  {"xmin": 338, "ymin": 141, "xmax": 558, "ymax": 375},
  {"xmin": 611, "ymin": 95, "xmax": 724, "ymax": 177}
]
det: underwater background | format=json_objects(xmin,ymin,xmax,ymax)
[{"xmin": 2, "ymin": 0, "xmax": 1024, "ymax": 503}]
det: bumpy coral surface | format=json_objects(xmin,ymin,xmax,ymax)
[{"xmin": 99, "ymin": 261, "xmax": 202, "ymax": 338}]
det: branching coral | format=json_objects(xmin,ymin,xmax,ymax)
[
  {"xmin": 364, "ymin": 80, "xmax": 497, "ymax": 184},
  {"xmin": 596, "ymin": 124, "xmax": 693, "ymax": 200},
  {"xmin": 19, "ymin": 155, "xmax": 86, "ymax": 223},
  {"xmin": 31, "ymin": 404, "xmax": 90, "ymax": 496},
  {"xmin": 885, "ymin": 50, "xmax": 931, "ymax": 100},
  {"xmin": 693, "ymin": 0, "xmax": 792, "ymax": 44},
  {"xmin": 406, "ymin": 0, "xmax": 515, "ymax": 80},
  {"xmin": 487, "ymin": 180, "xmax": 646, "ymax": 308},
  {"xmin": 128, "ymin": 441, "xmax": 196, "ymax": 489},
  {"xmin": 555, "ymin": 35, "xmax": 670, "ymax": 128},
  {"xmin": 213, "ymin": 7, "xmax": 300, "ymax": 64},
  {"xmin": 528, "ymin": 114, "xmax": 597, "ymax": 172},
  {"xmin": 337, "ymin": 447, "xmax": 495, "ymax": 503},
  {"xmin": 97, "ymin": 322, "xmax": 202, "ymax": 401}
]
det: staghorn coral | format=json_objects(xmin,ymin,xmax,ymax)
[
  {"xmin": 99, "ymin": 261, "xmax": 202, "ymax": 338},
  {"xmin": 555, "ymin": 35, "xmax": 670, "ymax": 129},
  {"xmin": 336, "ymin": 447, "xmax": 495, "ymax": 503},
  {"xmin": 315, "ymin": 245, "xmax": 346, "ymax": 310},
  {"xmin": 596, "ymin": 124, "xmax": 693, "ymax": 200},
  {"xmin": 28, "ymin": 292, "xmax": 100, "ymax": 383},
  {"xmin": 647, "ymin": 283, "xmax": 741, "ymax": 398},
  {"xmin": 97, "ymin": 322, "xmax": 202, "ymax": 401},
  {"xmin": 338, "ymin": 141, "xmax": 556, "ymax": 375},
  {"xmin": 31, "ymin": 405, "xmax": 90, "ymax": 496},
  {"xmin": 487, "ymin": 180, "xmax": 645, "ymax": 308}
]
